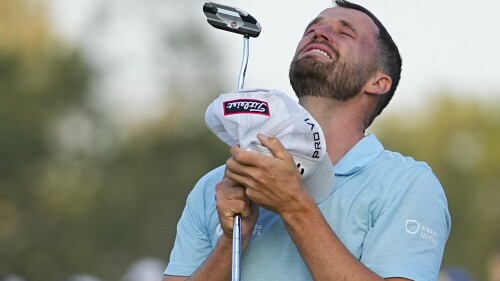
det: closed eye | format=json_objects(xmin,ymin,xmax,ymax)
[
  {"xmin": 339, "ymin": 19, "xmax": 357, "ymax": 38},
  {"xmin": 303, "ymin": 17, "xmax": 323, "ymax": 36},
  {"xmin": 304, "ymin": 28, "xmax": 315, "ymax": 36},
  {"xmin": 341, "ymin": 31, "xmax": 354, "ymax": 38}
]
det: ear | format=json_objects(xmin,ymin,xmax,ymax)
[{"xmin": 364, "ymin": 71, "xmax": 392, "ymax": 96}]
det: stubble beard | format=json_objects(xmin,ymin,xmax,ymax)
[{"xmin": 289, "ymin": 54, "xmax": 375, "ymax": 101}]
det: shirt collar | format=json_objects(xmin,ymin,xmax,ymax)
[{"xmin": 333, "ymin": 134, "xmax": 384, "ymax": 176}]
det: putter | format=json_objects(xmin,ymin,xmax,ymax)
[
  {"xmin": 203, "ymin": 2, "xmax": 262, "ymax": 281},
  {"xmin": 203, "ymin": 1, "xmax": 261, "ymax": 90}
]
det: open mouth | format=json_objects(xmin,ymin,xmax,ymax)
[
  {"xmin": 308, "ymin": 49, "xmax": 331, "ymax": 59},
  {"xmin": 300, "ymin": 43, "xmax": 335, "ymax": 61}
]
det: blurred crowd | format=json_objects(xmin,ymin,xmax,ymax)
[
  {"xmin": 1, "ymin": 258, "xmax": 165, "ymax": 281},
  {"xmin": 438, "ymin": 247, "xmax": 500, "ymax": 281},
  {"xmin": 2, "ymin": 248, "xmax": 500, "ymax": 281}
]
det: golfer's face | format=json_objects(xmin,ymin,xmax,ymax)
[{"xmin": 295, "ymin": 7, "xmax": 379, "ymax": 66}]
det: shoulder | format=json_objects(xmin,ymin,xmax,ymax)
[
  {"xmin": 375, "ymin": 149, "xmax": 431, "ymax": 172},
  {"xmin": 196, "ymin": 165, "xmax": 226, "ymax": 188},
  {"xmin": 186, "ymin": 165, "xmax": 226, "ymax": 204},
  {"xmin": 370, "ymin": 149, "xmax": 438, "ymax": 186},
  {"xmin": 334, "ymin": 134, "xmax": 443, "ymax": 197},
  {"xmin": 360, "ymin": 148, "xmax": 447, "ymax": 211},
  {"xmin": 179, "ymin": 165, "xmax": 225, "ymax": 228},
  {"xmin": 368, "ymin": 149, "xmax": 448, "ymax": 214}
]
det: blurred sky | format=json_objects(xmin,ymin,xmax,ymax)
[{"xmin": 47, "ymin": 0, "xmax": 500, "ymax": 120}]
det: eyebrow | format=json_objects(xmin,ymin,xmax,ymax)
[
  {"xmin": 339, "ymin": 19, "xmax": 358, "ymax": 35},
  {"xmin": 304, "ymin": 17, "xmax": 358, "ymax": 36}
]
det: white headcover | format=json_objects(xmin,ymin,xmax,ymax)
[{"xmin": 205, "ymin": 89, "xmax": 334, "ymax": 202}]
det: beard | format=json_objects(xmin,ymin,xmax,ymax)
[{"xmin": 289, "ymin": 52, "xmax": 376, "ymax": 101}]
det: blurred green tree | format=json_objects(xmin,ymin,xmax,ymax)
[
  {"xmin": 0, "ymin": 0, "xmax": 228, "ymax": 280},
  {"xmin": 0, "ymin": 0, "xmax": 94, "ymax": 278}
]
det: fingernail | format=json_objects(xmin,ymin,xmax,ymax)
[{"xmin": 258, "ymin": 133, "xmax": 268, "ymax": 141}]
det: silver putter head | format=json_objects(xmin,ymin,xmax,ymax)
[{"xmin": 203, "ymin": 2, "xmax": 262, "ymax": 38}]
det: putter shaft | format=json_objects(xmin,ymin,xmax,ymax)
[
  {"xmin": 232, "ymin": 35, "xmax": 249, "ymax": 281},
  {"xmin": 237, "ymin": 35, "xmax": 250, "ymax": 90}
]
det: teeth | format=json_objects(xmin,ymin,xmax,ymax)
[{"xmin": 311, "ymin": 49, "xmax": 331, "ymax": 59}]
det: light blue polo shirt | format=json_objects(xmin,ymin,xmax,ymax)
[{"xmin": 165, "ymin": 134, "xmax": 451, "ymax": 281}]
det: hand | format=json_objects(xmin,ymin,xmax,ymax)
[
  {"xmin": 215, "ymin": 177, "xmax": 259, "ymax": 249},
  {"xmin": 225, "ymin": 134, "xmax": 312, "ymax": 216}
]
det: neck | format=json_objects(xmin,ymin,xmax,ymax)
[{"xmin": 299, "ymin": 96, "xmax": 366, "ymax": 164}]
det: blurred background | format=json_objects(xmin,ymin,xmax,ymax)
[{"xmin": 1, "ymin": 0, "xmax": 499, "ymax": 280}]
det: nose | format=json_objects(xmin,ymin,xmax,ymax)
[{"xmin": 313, "ymin": 23, "xmax": 334, "ymax": 43}]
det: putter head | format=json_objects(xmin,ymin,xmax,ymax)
[{"xmin": 203, "ymin": 2, "xmax": 261, "ymax": 38}]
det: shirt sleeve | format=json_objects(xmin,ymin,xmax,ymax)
[
  {"xmin": 360, "ymin": 165, "xmax": 451, "ymax": 281},
  {"xmin": 164, "ymin": 167, "xmax": 223, "ymax": 276}
]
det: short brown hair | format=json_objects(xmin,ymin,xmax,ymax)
[{"xmin": 335, "ymin": 0, "xmax": 402, "ymax": 126}]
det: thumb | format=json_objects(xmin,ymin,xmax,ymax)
[{"xmin": 257, "ymin": 134, "xmax": 291, "ymax": 161}]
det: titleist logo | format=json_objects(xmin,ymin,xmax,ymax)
[{"xmin": 223, "ymin": 99, "xmax": 270, "ymax": 116}]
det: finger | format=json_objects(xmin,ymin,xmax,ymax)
[
  {"xmin": 218, "ymin": 176, "xmax": 232, "ymax": 188},
  {"xmin": 215, "ymin": 192, "xmax": 252, "ymax": 223},
  {"xmin": 239, "ymin": 201, "xmax": 252, "ymax": 218},
  {"xmin": 257, "ymin": 134, "xmax": 293, "ymax": 161},
  {"xmin": 216, "ymin": 178, "xmax": 253, "ymax": 207},
  {"xmin": 225, "ymin": 166, "xmax": 254, "ymax": 189},
  {"xmin": 223, "ymin": 200, "xmax": 250, "ymax": 218},
  {"xmin": 214, "ymin": 179, "xmax": 247, "ymax": 236},
  {"xmin": 216, "ymin": 177, "xmax": 234, "ymax": 192},
  {"xmin": 216, "ymin": 179, "xmax": 246, "ymax": 199},
  {"xmin": 229, "ymin": 145, "xmax": 262, "ymax": 167},
  {"xmin": 226, "ymin": 155, "xmax": 260, "ymax": 183}
]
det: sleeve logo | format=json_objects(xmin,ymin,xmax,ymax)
[
  {"xmin": 405, "ymin": 219, "xmax": 439, "ymax": 246},
  {"xmin": 405, "ymin": 219, "xmax": 420, "ymax": 234}
]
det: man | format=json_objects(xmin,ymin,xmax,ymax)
[{"xmin": 164, "ymin": 1, "xmax": 451, "ymax": 280}]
